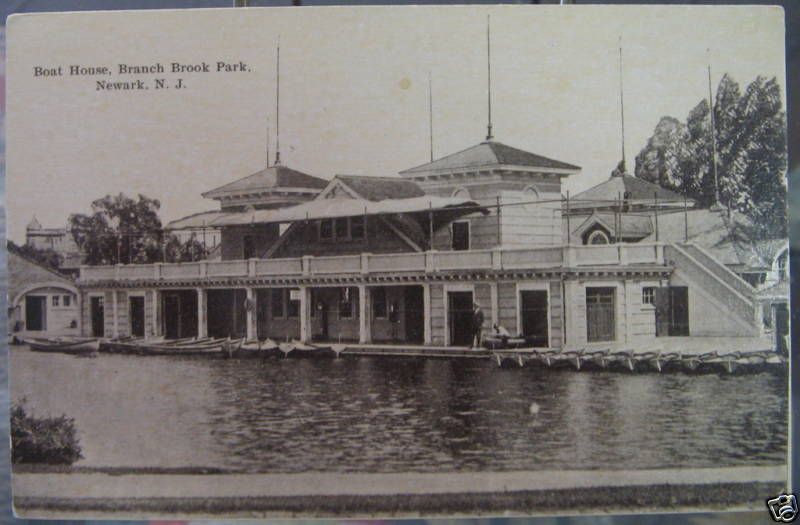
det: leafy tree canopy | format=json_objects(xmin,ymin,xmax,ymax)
[
  {"xmin": 634, "ymin": 75, "xmax": 787, "ymax": 238},
  {"xmin": 69, "ymin": 193, "xmax": 164, "ymax": 265}
]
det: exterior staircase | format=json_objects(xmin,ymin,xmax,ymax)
[{"xmin": 664, "ymin": 243, "xmax": 760, "ymax": 336}]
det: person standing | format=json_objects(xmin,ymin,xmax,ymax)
[{"xmin": 472, "ymin": 302, "xmax": 484, "ymax": 349}]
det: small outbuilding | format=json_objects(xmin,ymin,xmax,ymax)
[{"xmin": 8, "ymin": 245, "xmax": 80, "ymax": 338}]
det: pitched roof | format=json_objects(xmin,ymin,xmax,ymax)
[
  {"xmin": 334, "ymin": 175, "xmax": 425, "ymax": 201},
  {"xmin": 165, "ymin": 210, "xmax": 226, "ymax": 230},
  {"xmin": 26, "ymin": 216, "xmax": 41, "ymax": 230},
  {"xmin": 202, "ymin": 165, "xmax": 328, "ymax": 200},
  {"xmin": 572, "ymin": 174, "xmax": 688, "ymax": 205},
  {"xmin": 400, "ymin": 140, "xmax": 580, "ymax": 175},
  {"xmin": 573, "ymin": 212, "xmax": 653, "ymax": 239}
]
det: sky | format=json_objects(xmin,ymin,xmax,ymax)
[{"xmin": 5, "ymin": 5, "xmax": 786, "ymax": 242}]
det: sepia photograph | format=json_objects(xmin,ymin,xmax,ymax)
[{"xmin": 4, "ymin": 4, "xmax": 790, "ymax": 519}]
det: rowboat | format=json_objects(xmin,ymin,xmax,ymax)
[
  {"xmin": 139, "ymin": 337, "xmax": 239, "ymax": 356},
  {"xmin": 230, "ymin": 339, "xmax": 282, "ymax": 358},
  {"xmin": 279, "ymin": 340, "xmax": 338, "ymax": 358},
  {"xmin": 25, "ymin": 336, "xmax": 100, "ymax": 355}
]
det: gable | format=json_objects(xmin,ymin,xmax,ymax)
[{"xmin": 8, "ymin": 252, "xmax": 74, "ymax": 306}]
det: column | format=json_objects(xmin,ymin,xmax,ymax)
[
  {"xmin": 112, "ymin": 290, "xmax": 119, "ymax": 338},
  {"xmin": 623, "ymin": 281, "xmax": 632, "ymax": 344},
  {"xmin": 77, "ymin": 292, "xmax": 84, "ymax": 336},
  {"xmin": 490, "ymin": 282, "xmax": 499, "ymax": 328},
  {"xmin": 299, "ymin": 285, "xmax": 309, "ymax": 343},
  {"xmin": 423, "ymin": 283, "xmax": 432, "ymax": 345},
  {"xmin": 245, "ymin": 287, "xmax": 256, "ymax": 340},
  {"xmin": 150, "ymin": 289, "xmax": 161, "ymax": 337},
  {"xmin": 358, "ymin": 285, "xmax": 371, "ymax": 344},
  {"xmin": 196, "ymin": 288, "xmax": 208, "ymax": 339}
]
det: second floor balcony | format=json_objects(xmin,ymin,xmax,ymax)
[{"xmin": 78, "ymin": 243, "xmax": 668, "ymax": 286}]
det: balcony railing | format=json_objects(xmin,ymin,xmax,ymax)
[{"xmin": 78, "ymin": 243, "xmax": 666, "ymax": 283}]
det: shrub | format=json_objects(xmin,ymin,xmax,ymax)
[{"xmin": 11, "ymin": 400, "xmax": 83, "ymax": 465}]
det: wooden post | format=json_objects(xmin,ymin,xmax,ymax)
[
  {"xmin": 112, "ymin": 291, "xmax": 119, "ymax": 338},
  {"xmin": 299, "ymin": 285, "xmax": 309, "ymax": 343},
  {"xmin": 565, "ymin": 191, "xmax": 571, "ymax": 245},
  {"xmin": 496, "ymin": 195, "xmax": 501, "ymax": 247},
  {"xmin": 423, "ymin": 283, "xmax": 432, "ymax": 345},
  {"xmin": 428, "ymin": 201, "xmax": 434, "ymax": 251},
  {"xmin": 358, "ymin": 285, "xmax": 370, "ymax": 344},
  {"xmin": 196, "ymin": 288, "xmax": 208, "ymax": 339},
  {"xmin": 654, "ymin": 191, "xmax": 659, "ymax": 242},
  {"xmin": 683, "ymin": 194, "xmax": 689, "ymax": 242},
  {"xmin": 245, "ymin": 287, "xmax": 255, "ymax": 340}
]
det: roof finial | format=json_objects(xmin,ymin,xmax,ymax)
[
  {"xmin": 707, "ymin": 48, "xmax": 721, "ymax": 210},
  {"xmin": 485, "ymin": 14, "xmax": 494, "ymax": 142},
  {"xmin": 618, "ymin": 36, "xmax": 626, "ymax": 173},
  {"xmin": 428, "ymin": 71, "xmax": 434, "ymax": 162},
  {"xmin": 274, "ymin": 35, "xmax": 282, "ymax": 166}
]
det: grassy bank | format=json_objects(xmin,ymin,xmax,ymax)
[{"xmin": 14, "ymin": 481, "xmax": 781, "ymax": 517}]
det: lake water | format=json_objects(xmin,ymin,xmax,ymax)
[{"xmin": 10, "ymin": 347, "xmax": 787, "ymax": 473}]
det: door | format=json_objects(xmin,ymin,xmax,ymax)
[
  {"xmin": 520, "ymin": 290, "xmax": 549, "ymax": 347},
  {"xmin": 404, "ymin": 286, "xmax": 424, "ymax": 344},
  {"xmin": 448, "ymin": 291, "xmax": 473, "ymax": 346},
  {"xmin": 319, "ymin": 300, "xmax": 329, "ymax": 341},
  {"xmin": 452, "ymin": 221, "xmax": 470, "ymax": 251},
  {"xmin": 163, "ymin": 294, "xmax": 181, "ymax": 339},
  {"xmin": 129, "ymin": 296, "xmax": 145, "ymax": 337},
  {"xmin": 90, "ymin": 296, "xmax": 105, "ymax": 337},
  {"xmin": 586, "ymin": 287, "xmax": 615, "ymax": 342},
  {"xmin": 668, "ymin": 286, "xmax": 690, "ymax": 336},
  {"xmin": 25, "ymin": 296, "xmax": 47, "ymax": 332},
  {"xmin": 654, "ymin": 288, "xmax": 670, "ymax": 337}
]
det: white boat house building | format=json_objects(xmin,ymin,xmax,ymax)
[{"xmin": 74, "ymin": 138, "xmax": 786, "ymax": 353}]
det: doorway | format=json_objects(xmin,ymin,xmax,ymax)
[
  {"xmin": 448, "ymin": 290, "xmax": 473, "ymax": 346},
  {"xmin": 25, "ymin": 296, "xmax": 47, "ymax": 332},
  {"xmin": 162, "ymin": 290, "xmax": 198, "ymax": 339},
  {"xmin": 655, "ymin": 286, "xmax": 690, "ymax": 336},
  {"xmin": 90, "ymin": 296, "xmax": 105, "ymax": 337},
  {"xmin": 586, "ymin": 287, "xmax": 616, "ymax": 342},
  {"xmin": 129, "ymin": 296, "xmax": 145, "ymax": 337},
  {"xmin": 520, "ymin": 289, "xmax": 549, "ymax": 347},
  {"xmin": 404, "ymin": 286, "xmax": 424, "ymax": 344}
]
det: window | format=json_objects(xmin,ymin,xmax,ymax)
[
  {"xmin": 243, "ymin": 235, "xmax": 256, "ymax": 259},
  {"xmin": 642, "ymin": 287, "xmax": 656, "ymax": 305},
  {"xmin": 52, "ymin": 296, "xmax": 60, "ymax": 307},
  {"xmin": 777, "ymin": 250, "xmax": 788, "ymax": 281},
  {"xmin": 586, "ymin": 287, "xmax": 616, "ymax": 342},
  {"xmin": 452, "ymin": 221, "xmax": 470, "ymax": 251},
  {"xmin": 373, "ymin": 287, "xmax": 387, "ymax": 318},
  {"xmin": 63, "ymin": 295, "xmax": 71, "ymax": 307},
  {"xmin": 286, "ymin": 289, "xmax": 300, "ymax": 318},
  {"xmin": 350, "ymin": 216, "xmax": 365, "ymax": 240},
  {"xmin": 339, "ymin": 287, "xmax": 355, "ymax": 319},
  {"xmin": 320, "ymin": 219, "xmax": 333, "ymax": 240},
  {"xmin": 452, "ymin": 187, "xmax": 470, "ymax": 198},
  {"xmin": 271, "ymin": 288, "xmax": 284, "ymax": 318},
  {"xmin": 335, "ymin": 218, "xmax": 349, "ymax": 239},
  {"xmin": 587, "ymin": 230, "xmax": 610, "ymax": 245}
]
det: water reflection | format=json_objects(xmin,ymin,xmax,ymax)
[{"xmin": 10, "ymin": 348, "xmax": 787, "ymax": 473}]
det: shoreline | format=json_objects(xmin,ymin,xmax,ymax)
[{"xmin": 13, "ymin": 465, "xmax": 787, "ymax": 518}]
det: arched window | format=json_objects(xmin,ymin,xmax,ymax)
[
  {"xmin": 452, "ymin": 187, "xmax": 470, "ymax": 199},
  {"xmin": 587, "ymin": 230, "xmax": 610, "ymax": 245},
  {"xmin": 776, "ymin": 249, "xmax": 788, "ymax": 281},
  {"xmin": 523, "ymin": 186, "xmax": 540, "ymax": 213}
]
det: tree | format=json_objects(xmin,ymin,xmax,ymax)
[
  {"xmin": 634, "ymin": 74, "xmax": 787, "ymax": 238},
  {"xmin": 7, "ymin": 241, "xmax": 63, "ymax": 272},
  {"xmin": 164, "ymin": 234, "xmax": 210, "ymax": 263},
  {"xmin": 69, "ymin": 194, "xmax": 164, "ymax": 265}
]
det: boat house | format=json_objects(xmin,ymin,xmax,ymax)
[{"xmin": 74, "ymin": 133, "xmax": 782, "ymax": 352}]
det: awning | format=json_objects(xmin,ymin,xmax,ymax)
[{"xmin": 209, "ymin": 196, "xmax": 487, "ymax": 227}]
